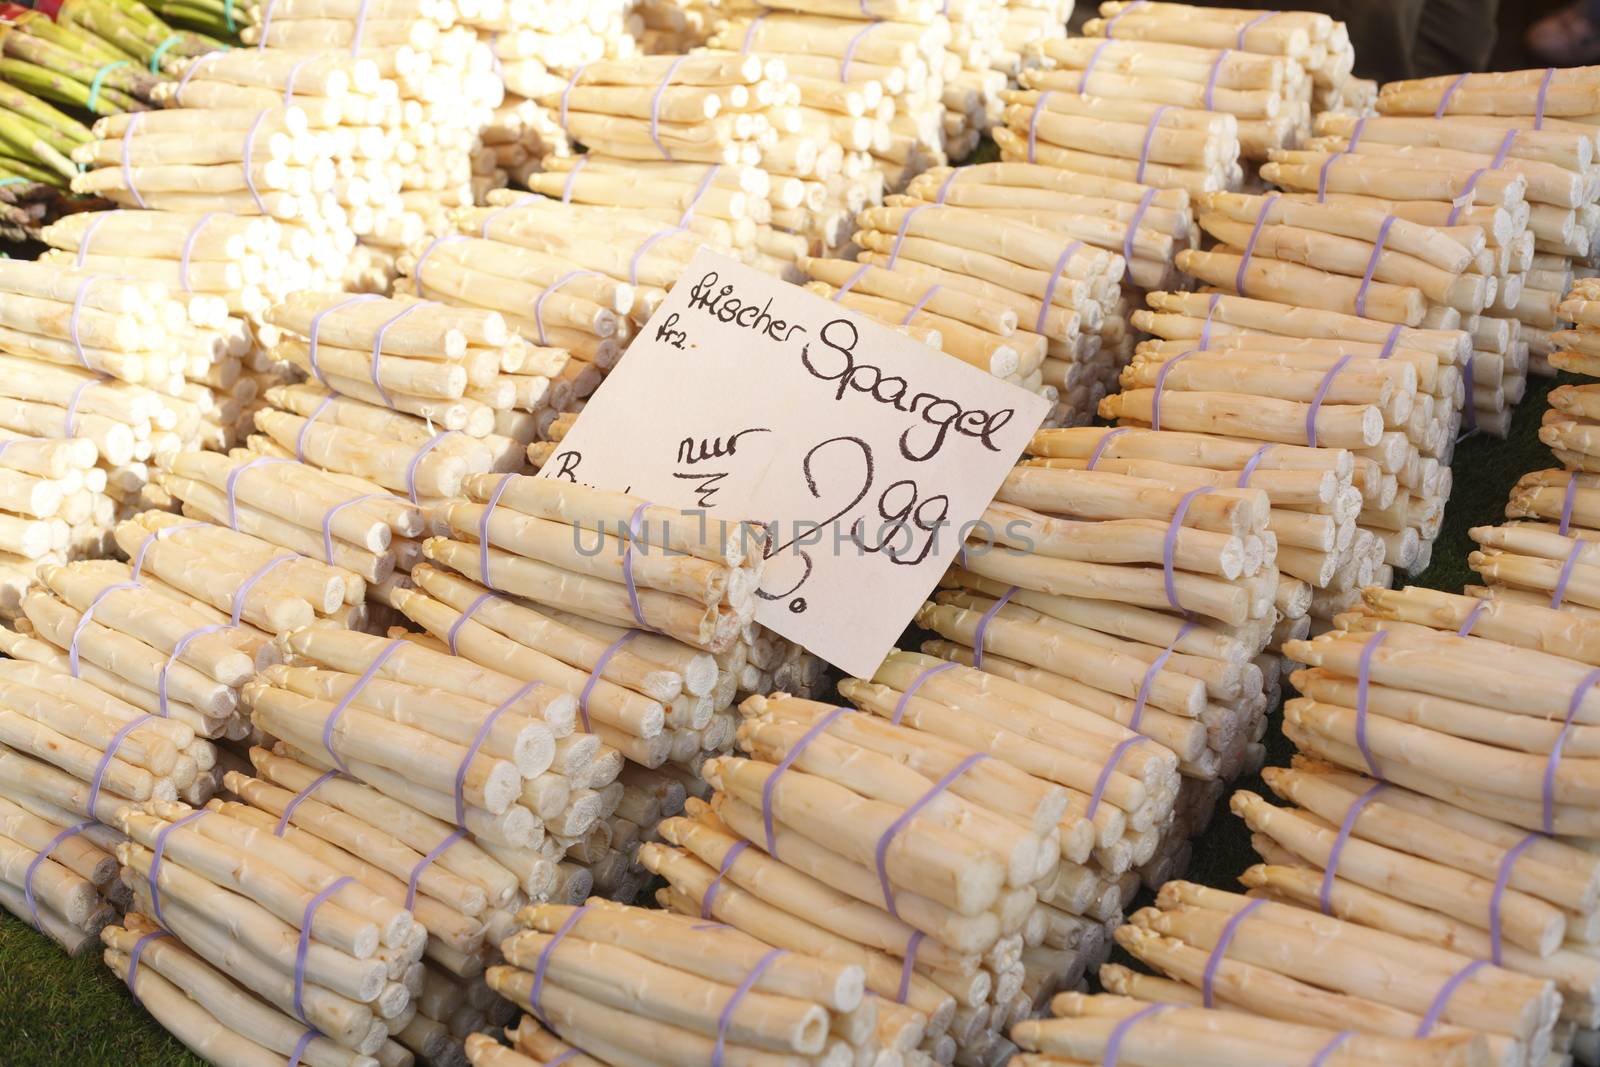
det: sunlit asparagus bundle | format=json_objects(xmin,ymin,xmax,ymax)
[
  {"xmin": 1541, "ymin": 383, "xmax": 1600, "ymax": 475},
  {"xmin": 486, "ymin": 899, "xmax": 892, "ymax": 1067},
  {"xmin": 1462, "ymin": 469, "xmax": 1600, "ymax": 619},
  {"xmin": 0, "ymin": 779, "xmax": 125, "ymax": 956},
  {"xmin": 0, "ymin": 434, "xmax": 110, "ymax": 619},
  {"xmin": 1552, "ymin": 278, "xmax": 1600, "ymax": 382},
  {"xmin": 0, "ymin": 1, "xmax": 205, "ymax": 113},
  {"xmin": 994, "ymin": 0, "xmax": 1073, "ymax": 83}
]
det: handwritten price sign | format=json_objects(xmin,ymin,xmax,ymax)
[{"xmin": 541, "ymin": 249, "xmax": 1050, "ymax": 677}]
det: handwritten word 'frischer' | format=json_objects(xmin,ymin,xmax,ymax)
[{"xmin": 687, "ymin": 272, "xmax": 808, "ymax": 342}]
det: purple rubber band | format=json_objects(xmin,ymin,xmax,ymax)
[
  {"xmin": 130, "ymin": 522, "xmax": 204, "ymax": 583},
  {"xmin": 1346, "ymin": 115, "xmax": 1368, "ymax": 151},
  {"xmin": 287, "ymin": 1030, "xmax": 317, "ymax": 1067},
  {"xmin": 1077, "ymin": 39, "xmax": 1113, "ymax": 93},
  {"xmin": 649, "ymin": 56, "xmax": 690, "ymax": 160},
  {"xmin": 121, "ymin": 113, "xmax": 147, "ymax": 209},
  {"xmin": 1547, "ymin": 667, "xmax": 1600, "ymax": 832},
  {"xmin": 1306, "ymin": 353, "xmax": 1354, "ymax": 447},
  {"xmin": 1415, "ymin": 959, "xmax": 1488, "ymax": 1037},
  {"xmin": 124, "ymin": 928, "xmax": 170, "ymax": 1007},
  {"xmin": 69, "ymin": 275, "xmax": 98, "ymax": 371},
  {"xmin": 175, "ymin": 50, "xmax": 220, "ymax": 100},
  {"xmin": 283, "ymin": 57, "xmax": 313, "ymax": 104},
  {"xmin": 1134, "ymin": 621, "xmax": 1196, "ymax": 729},
  {"xmin": 535, "ymin": 272, "xmax": 601, "ymax": 346},
  {"xmin": 530, "ymin": 902, "xmax": 591, "ymax": 1028},
  {"xmin": 561, "ymin": 158, "xmax": 588, "ymax": 204},
  {"xmin": 1235, "ymin": 194, "xmax": 1279, "ymax": 297},
  {"xmin": 257, "ymin": 0, "xmax": 277, "ymax": 47},
  {"xmin": 712, "ymin": 948, "xmax": 788, "ymax": 1067},
  {"xmin": 446, "ymin": 590, "xmax": 496, "ymax": 656},
  {"xmin": 1308, "ymin": 1031, "xmax": 1355, "ymax": 1067},
  {"xmin": 1101, "ymin": 1002, "xmax": 1169, "ymax": 1067},
  {"xmin": 1354, "ymin": 630, "xmax": 1387, "ymax": 776},
  {"xmin": 1434, "ymin": 73, "xmax": 1470, "ymax": 118},
  {"xmin": 897, "ymin": 929, "xmax": 924, "ymax": 1003},
  {"xmin": 1027, "ymin": 90, "xmax": 1055, "ymax": 163},
  {"xmin": 620, "ymin": 501, "xmax": 653, "ymax": 629},
  {"xmin": 701, "ymin": 839, "xmax": 749, "ymax": 918},
  {"xmin": 178, "ymin": 213, "xmax": 220, "ymax": 293},
  {"xmin": 456, "ymin": 681, "xmax": 538, "ymax": 828},
  {"xmin": 306, "ymin": 293, "xmax": 384, "ymax": 392},
  {"xmin": 350, "ymin": 0, "xmax": 372, "ymax": 54},
  {"xmin": 1315, "ymin": 150, "xmax": 1346, "ymax": 204},
  {"xmin": 1489, "ymin": 832, "xmax": 1540, "ymax": 965},
  {"xmin": 67, "ymin": 580, "xmax": 139, "ymax": 678},
  {"xmin": 23, "ymin": 821, "xmax": 93, "ymax": 931},
  {"xmin": 159, "ymin": 623, "xmax": 231, "ymax": 718},
  {"xmin": 1560, "ymin": 472, "xmax": 1579, "ymax": 536},
  {"xmin": 1039, "ymin": 241, "xmax": 1083, "ymax": 334},
  {"xmin": 225, "ymin": 456, "xmax": 294, "ymax": 531},
  {"xmin": 1235, "ymin": 10, "xmax": 1278, "ymax": 47},
  {"xmin": 559, "ymin": 64, "xmax": 588, "ymax": 135},
  {"xmin": 63, "ymin": 377, "xmax": 99, "ymax": 438},
  {"xmin": 680, "ymin": 164, "xmax": 723, "ymax": 227},
  {"xmin": 413, "ymin": 234, "xmax": 469, "ymax": 299},
  {"xmin": 294, "ymin": 395, "xmax": 335, "ymax": 463},
  {"xmin": 406, "ymin": 828, "xmax": 465, "ymax": 911},
  {"xmin": 887, "ymin": 205, "xmax": 927, "ymax": 268},
  {"xmin": 1551, "ymin": 538, "xmax": 1585, "ymax": 610},
  {"xmin": 1202, "ymin": 897, "xmax": 1264, "ymax": 1007},
  {"xmin": 629, "ymin": 225, "xmax": 682, "ymax": 286},
  {"xmin": 1136, "ymin": 105, "xmax": 1172, "ymax": 183},
  {"xmin": 1237, "ymin": 443, "xmax": 1273, "ymax": 487},
  {"xmin": 1203, "ymin": 51, "xmax": 1228, "ymax": 111},
  {"xmin": 546, "ymin": 1052, "xmax": 579, "ymax": 1066},
  {"xmin": 1457, "ymin": 598, "xmax": 1489, "ymax": 636},
  {"xmin": 841, "ymin": 21, "xmax": 881, "ymax": 82},
  {"xmin": 1199, "ymin": 293, "xmax": 1222, "ymax": 347},
  {"xmin": 1319, "ymin": 781, "xmax": 1386, "ymax": 914},
  {"xmin": 405, "ymin": 430, "xmax": 454, "ymax": 505},
  {"xmin": 319, "ymin": 492, "xmax": 382, "ymax": 566},
  {"xmin": 578, "ymin": 629, "xmax": 638, "ymax": 734},
  {"xmin": 741, "ymin": 13, "xmax": 767, "ymax": 54},
  {"xmin": 321, "ymin": 640, "xmax": 405, "ymax": 774},
  {"xmin": 74, "ymin": 211, "xmax": 114, "ymax": 269},
  {"xmin": 147, "ymin": 809, "xmax": 208, "ymax": 930},
  {"xmin": 874, "ymin": 752, "xmax": 986, "ymax": 918},
  {"xmin": 477, "ymin": 472, "xmax": 517, "ymax": 591},
  {"xmin": 1126, "ymin": 187, "xmax": 1157, "ymax": 267},
  {"xmin": 892, "ymin": 661, "xmax": 957, "ymax": 725},
  {"xmin": 242, "ymin": 109, "xmax": 271, "ymax": 214},
  {"xmin": 275, "ymin": 769, "xmax": 340, "ymax": 837},
  {"xmin": 1163, "ymin": 487, "xmax": 1214, "ymax": 612},
  {"xmin": 369, "ymin": 301, "xmax": 436, "ymax": 409},
  {"xmin": 1104, "ymin": 0, "xmax": 1147, "ymax": 37},
  {"xmin": 293, "ymin": 876, "xmax": 354, "ymax": 1023},
  {"xmin": 1378, "ymin": 323, "xmax": 1404, "ymax": 360},
  {"xmin": 833, "ymin": 264, "xmax": 871, "ymax": 302},
  {"xmin": 762, "ymin": 706, "xmax": 850, "ymax": 857},
  {"xmin": 1087, "ymin": 427, "xmax": 1130, "ymax": 469},
  {"xmin": 971, "ymin": 586, "xmax": 1017, "ymax": 668},
  {"xmin": 901, "ymin": 284, "xmax": 941, "ymax": 324},
  {"xmin": 1535, "ymin": 67, "xmax": 1556, "ymax": 129},
  {"xmin": 935, "ymin": 169, "xmax": 961, "ymax": 204},
  {"xmin": 1355, "ymin": 216, "xmax": 1396, "ymax": 319},
  {"xmin": 1151, "ymin": 349, "xmax": 1196, "ymax": 431},
  {"xmin": 1448, "ymin": 129, "xmax": 1518, "ymax": 226}
]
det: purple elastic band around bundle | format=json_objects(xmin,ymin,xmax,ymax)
[
  {"xmin": 1535, "ymin": 67, "xmax": 1556, "ymax": 129},
  {"xmin": 159, "ymin": 622, "xmax": 231, "ymax": 718},
  {"xmin": 1086, "ymin": 427, "xmax": 1129, "ymax": 470},
  {"xmin": 1353, "ymin": 629, "xmax": 1387, "ymax": 776},
  {"xmin": 1308, "ymin": 1030, "xmax": 1356, "ymax": 1067},
  {"xmin": 283, "ymin": 57, "xmax": 313, "ymax": 104},
  {"xmin": 1199, "ymin": 292, "xmax": 1222, "ymax": 348},
  {"xmin": 130, "ymin": 522, "xmax": 204, "ymax": 582},
  {"xmin": 406, "ymin": 828, "xmax": 465, "ymax": 911},
  {"xmin": 63, "ymin": 377, "xmax": 99, "ymax": 438},
  {"xmin": 148, "ymin": 809, "xmax": 208, "ymax": 930},
  {"xmin": 892, "ymin": 660, "xmax": 957, "ymax": 725},
  {"xmin": 902, "ymin": 285, "xmax": 941, "ymax": 325},
  {"xmin": 306, "ymin": 292, "xmax": 384, "ymax": 391},
  {"xmin": 350, "ymin": 0, "xmax": 373, "ymax": 55},
  {"xmin": 1133, "ymin": 622, "xmax": 1195, "ymax": 732},
  {"xmin": 1235, "ymin": 194, "xmax": 1279, "ymax": 297},
  {"xmin": 1202, "ymin": 897, "xmax": 1265, "ymax": 1007},
  {"xmin": 179, "ymin": 213, "xmax": 221, "ymax": 293},
  {"xmin": 1415, "ymin": 959, "xmax": 1488, "ymax": 1037},
  {"xmin": 531, "ymin": 902, "xmax": 591, "ymax": 1027},
  {"xmin": 90, "ymin": 714, "xmax": 152, "ymax": 818},
  {"xmin": 934, "ymin": 169, "xmax": 961, "ymax": 204},
  {"xmin": 176, "ymin": 50, "xmax": 221, "ymax": 100},
  {"xmin": 122, "ymin": 113, "xmax": 148, "ymax": 209},
  {"xmin": 712, "ymin": 948, "xmax": 789, "ymax": 1067},
  {"xmin": 1561, "ymin": 471, "xmax": 1580, "ymax": 536},
  {"xmin": 559, "ymin": 64, "xmax": 589, "ymax": 135},
  {"xmin": 561, "ymin": 158, "xmax": 588, "ymax": 204},
  {"xmin": 294, "ymin": 876, "xmax": 355, "ymax": 1024},
  {"xmin": 1040, "ymin": 241, "xmax": 1084, "ymax": 335},
  {"xmin": 1077, "ymin": 39, "xmax": 1112, "ymax": 94},
  {"xmin": 242, "ymin": 109, "xmax": 271, "ymax": 214},
  {"xmin": 1316, "ymin": 151, "xmax": 1345, "ymax": 203},
  {"xmin": 1104, "ymin": 0, "xmax": 1147, "ymax": 37},
  {"xmin": 124, "ymin": 928, "xmax": 171, "ymax": 1008},
  {"xmin": 23, "ymin": 821, "xmax": 93, "ymax": 931},
  {"xmin": 369, "ymin": 301, "xmax": 437, "ymax": 409},
  {"xmin": 833, "ymin": 264, "xmax": 871, "ymax": 302},
  {"xmin": 321, "ymin": 640, "xmax": 405, "ymax": 774},
  {"xmin": 1163, "ymin": 487, "xmax": 1213, "ymax": 613},
  {"xmin": 741, "ymin": 13, "xmax": 767, "ymax": 54},
  {"xmin": 898, "ymin": 930, "xmax": 924, "ymax": 1004},
  {"xmin": 1150, "ymin": 349, "xmax": 1196, "ymax": 432},
  {"xmin": 69, "ymin": 275, "xmax": 99, "ymax": 371},
  {"xmin": 457, "ymin": 681, "xmax": 538, "ymax": 828},
  {"xmin": 547, "ymin": 1051, "xmax": 580, "ymax": 1066},
  {"xmin": 1546, "ymin": 666, "xmax": 1600, "ymax": 833},
  {"xmin": 67, "ymin": 580, "xmax": 140, "ymax": 677},
  {"xmin": 447, "ymin": 591, "xmax": 496, "ymax": 656},
  {"xmin": 1457, "ymin": 597, "xmax": 1489, "ymax": 637},
  {"xmin": 1355, "ymin": 216, "xmax": 1397, "ymax": 319},
  {"xmin": 887, "ymin": 205, "xmax": 927, "ymax": 269},
  {"xmin": 1448, "ymin": 128, "xmax": 1518, "ymax": 226},
  {"xmin": 875, "ymin": 753, "xmax": 986, "ymax": 919},
  {"xmin": 578, "ymin": 629, "xmax": 638, "ymax": 733},
  {"xmin": 649, "ymin": 56, "xmax": 691, "ymax": 160},
  {"xmin": 621, "ymin": 501, "xmax": 654, "ymax": 630},
  {"xmin": 1126, "ymin": 188, "xmax": 1157, "ymax": 271},
  {"xmin": 680, "ymin": 164, "xmax": 723, "ymax": 228},
  {"xmin": 230, "ymin": 554, "xmax": 290, "ymax": 624},
  {"xmin": 1203, "ymin": 51, "xmax": 1229, "ymax": 111},
  {"xmin": 535, "ymin": 272, "xmax": 601, "ymax": 346},
  {"xmin": 1552, "ymin": 538, "xmax": 1585, "ymax": 611},
  {"xmin": 1434, "ymin": 72, "xmax": 1471, "ymax": 118},
  {"xmin": 1027, "ymin": 90, "xmax": 1056, "ymax": 164},
  {"xmin": 295, "ymin": 395, "xmax": 336, "ymax": 463},
  {"xmin": 1135, "ymin": 106, "xmax": 1171, "ymax": 184},
  {"xmin": 1319, "ymin": 780, "xmax": 1386, "ymax": 914},
  {"xmin": 1305, "ymin": 354, "xmax": 1354, "ymax": 447},
  {"xmin": 1235, "ymin": 9, "xmax": 1278, "ymax": 47},
  {"xmin": 477, "ymin": 472, "xmax": 517, "ymax": 590},
  {"xmin": 413, "ymin": 234, "xmax": 469, "ymax": 299},
  {"xmin": 75, "ymin": 211, "xmax": 115, "ymax": 269},
  {"xmin": 971, "ymin": 586, "xmax": 1017, "ymax": 669},
  {"xmin": 1378, "ymin": 323, "xmax": 1404, "ymax": 361},
  {"xmin": 288, "ymin": 1030, "xmax": 318, "ymax": 1067},
  {"xmin": 225, "ymin": 455, "xmax": 294, "ymax": 531},
  {"xmin": 1100, "ymin": 1001, "xmax": 1168, "ymax": 1067},
  {"xmin": 405, "ymin": 429, "xmax": 454, "ymax": 505},
  {"xmin": 629, "ymin": 225, "xmax": 682, "ymax": 286},
  {"xmin": 840, "ymin": 21, "xmax": 882, "ymax": 82},
  {"xmin": 276, "ymin": 769, "xmax": 341, "ymax": 837},
  {"xmin": 701, "ymin": 839, "xmax": 749, "ymax": 918},
  {"xmin": 1489, "ymin": 832, "xmax": 1540, "ymax": 965},
  {"xmin": 1237, "ymin": 443, "xmax": 1273, "ymax": 487},
  {"xmin": 257, "ymin": 0, "xmax": 277, "ymax": 48},
  {"xmin": 319, "ymin": 492, "xmax": 382, "ymax": 566},
  {"xmin": 762, "ymin": 706, "xmax": 850, "ymax": 857}
]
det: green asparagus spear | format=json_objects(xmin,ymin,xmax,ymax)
[
  {"xmin": 0, "ymin": 82, "xmax": 94, "ymax": 145},
  {"xmin": 0, "ymin": 57, "xmax": 143, "ymax": 117}
]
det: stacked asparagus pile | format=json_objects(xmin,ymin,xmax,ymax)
[
  {"xmin": 485, "ymin": 900, "xmax": 889, "ymax": 1066},
  {"xmin": 1544, "ymin": 281, "xmax": 1600, "ymax": 472},
  {"xmin": 993, "ymin": 0, "xmax": 1072, "ymax": 86},
  {"xmin": 0, "ymin": 436, "xmax": 101, "ymax": 619}
]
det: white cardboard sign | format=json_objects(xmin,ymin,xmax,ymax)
[{"xmin": 540, "ymin": 249, "xmax": 1050, "ymax": 677}]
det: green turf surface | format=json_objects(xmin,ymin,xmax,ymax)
[{"xmin": 0, "ymin": 373, "xmax": 1576, "ymax": 1066}]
